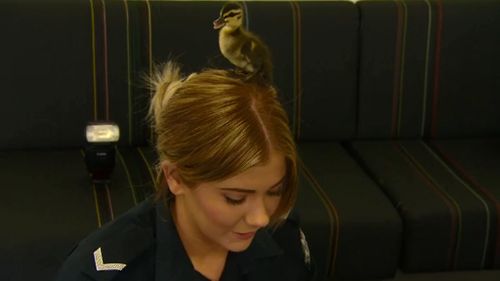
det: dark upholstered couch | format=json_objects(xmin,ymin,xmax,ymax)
[{"xmin": 1, "ymin": 1, "xmax": 499, "ymax": 281}]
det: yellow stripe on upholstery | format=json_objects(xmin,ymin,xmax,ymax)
[
  {"xmin": 92, "ymin": 183, "xmax": 103, "ymax": 228},
  {"xmin": 116, "ymin": 148, "xmax": 138, "ymax": 205},
  {"xmin": 137, "ymin": 147, "xmax": 157, "ymax": 191},
  {"xmin": 146, "ymin": 0, "xmax": 154, "ymax": 142},
  {"xmin": 123, "ymin": 0, "xmax": 133, "ymax": 145},
  {"xmin": 89, "ymin": 0, "xmax": 98, "ymax": 121},
  {"xmin": 81, "ymin": 149, "xmax": 103, "ymax": 227},
  {"xmin": 301, "ymin": 162, "xmax": 339, "ymax": 278}
]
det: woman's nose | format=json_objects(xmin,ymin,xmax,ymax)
[{"xmin": 244, "ymin": 198, "xmax": 270, "ymax": 228}]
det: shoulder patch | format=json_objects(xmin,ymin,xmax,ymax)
[
  {"xmin": 299, "ymin": 228, "xmax": 311, "ymax": 269},
  {"xmin": 93, "ymin": 247, "xmax": 127, "ymax": 272}
]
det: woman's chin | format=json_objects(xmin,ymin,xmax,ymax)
[{"xmin": 221, "ymin": 232, "xmax": 256, "ymax": 252}]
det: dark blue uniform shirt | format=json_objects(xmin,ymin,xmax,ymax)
[{"xmin": 54, "ymin": 197, "xmax": 315, "ymax": 281}]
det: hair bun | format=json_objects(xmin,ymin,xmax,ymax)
[{"xmin": 149, "ymin": 61, "xmax": 184, "ymax": 130}]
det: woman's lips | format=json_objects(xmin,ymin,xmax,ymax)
[{"xmin": 233, "ymin": 231, "xmax": 256, "ymax": 240}]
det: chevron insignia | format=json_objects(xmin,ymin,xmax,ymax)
[{"xmin": 93, "ymin": 247, "xmax": 127, "ymax": 272}]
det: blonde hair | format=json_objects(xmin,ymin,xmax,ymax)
[{"xmin": 148, "ymin": 61, "xmax": 297, "ymax": 225}]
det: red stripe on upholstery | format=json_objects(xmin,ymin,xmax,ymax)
[
  {"xmin": 392, "ymin": 142, "xmax": 458, "ymax": 269},
  {"xmin": 430, "ymin": 141, "xmax": 500, "ymax": 267}
]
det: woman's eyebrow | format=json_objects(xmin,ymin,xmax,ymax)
[{"xmin": 220, "ymin": 175, "xmax": 286, "ymax": 193}]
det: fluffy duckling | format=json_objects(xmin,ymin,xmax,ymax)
[{"xmin": 213, "ymin": 2, "xmax": 273, "ymax": 83}]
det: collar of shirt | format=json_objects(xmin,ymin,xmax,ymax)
[{"xmin": 154, "ymin": 200, "xmax": 283, "ymax": 281}]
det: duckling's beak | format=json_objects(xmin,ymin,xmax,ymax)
[{"xmin": 213, "ymin": 17, "xmax": 225, "ymax": 30}]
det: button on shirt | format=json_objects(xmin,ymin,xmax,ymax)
[{"xmin": 54, "ymin": 197, "xmax": 315, "ymax": 281}]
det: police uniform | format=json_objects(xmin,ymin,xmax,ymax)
[{"xmin": 54, "ymin": 197, "xmax": 316, "ymax": 281}]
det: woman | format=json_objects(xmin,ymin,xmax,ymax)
[{"xmin": 55, "ymin": 62, "xmax": 315, "ymax": 281}]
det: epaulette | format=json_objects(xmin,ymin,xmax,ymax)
[
  {"xmin": 299, "ymin": 228, "xmax": 312, "ymax": 269},
  {"xmin": 56, "ymin": 199, "xmax": 156, "ymax": 281},
  {"xmin": 83, "ymin": 220, "xmax": 154, "ymax": 280},
  {"xmin": 271, "ymin": 210, "xmax": 312, "ymax": 269}
]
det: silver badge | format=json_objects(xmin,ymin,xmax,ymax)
[{"xmin": 299, "ymin": 229, "xmax": 311, "ymax": 267}]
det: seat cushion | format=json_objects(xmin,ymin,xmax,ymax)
[
  {"xmin": 297, "ymin": 142, "xmax": 402, "ymax": 280},
  {"xmin": 428, "ymin": 139, "xmax": 500, "ymax": 268},
  {"xmin": 0, "ymin": 146, "xmax": 157, "ymax": 281},
  {"xmin": 350, "ymin": 139, "xmax": 500, "ymax": 272},
  {"xmin": 0, "ymin": 149, "xmax": 97, "ymax": 281}
]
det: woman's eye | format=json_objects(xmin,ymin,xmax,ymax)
[
  {"xmin": 267, "ymin": 185, "xmax": 283, "ymax": 197},
  {"xmin": 267, "ymin": 190, "xmax": 282, "ymax": 197},
  {"xmin": 224, "ymin": 195, "xmax": 246, "ymax": 205}
]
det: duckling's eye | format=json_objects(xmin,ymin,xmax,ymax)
[
  {"xmin": 224, "ymin": 12, "xmax": 241, "ymax": 19},
  {"xmin": 224, "ymin": 195, "xmax": 246, "ymax": 205}
]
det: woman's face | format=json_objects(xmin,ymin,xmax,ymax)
[{"xmin": 174, "ymin": 149, "xmax": 286, "ymax": 253}]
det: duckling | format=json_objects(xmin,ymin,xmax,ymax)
[{"xmin": 213, "ymin": 2, "xmax": 273, "ymax": 83}]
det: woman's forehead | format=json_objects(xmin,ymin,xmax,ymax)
[{"xmin": 208, "ymin": 150, "xmax": 286, "ymax": 191}]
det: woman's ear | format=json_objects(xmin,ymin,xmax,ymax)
[{"xmin": 161, "ymin": 161, "xmax": 185, "ymax": 196}]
